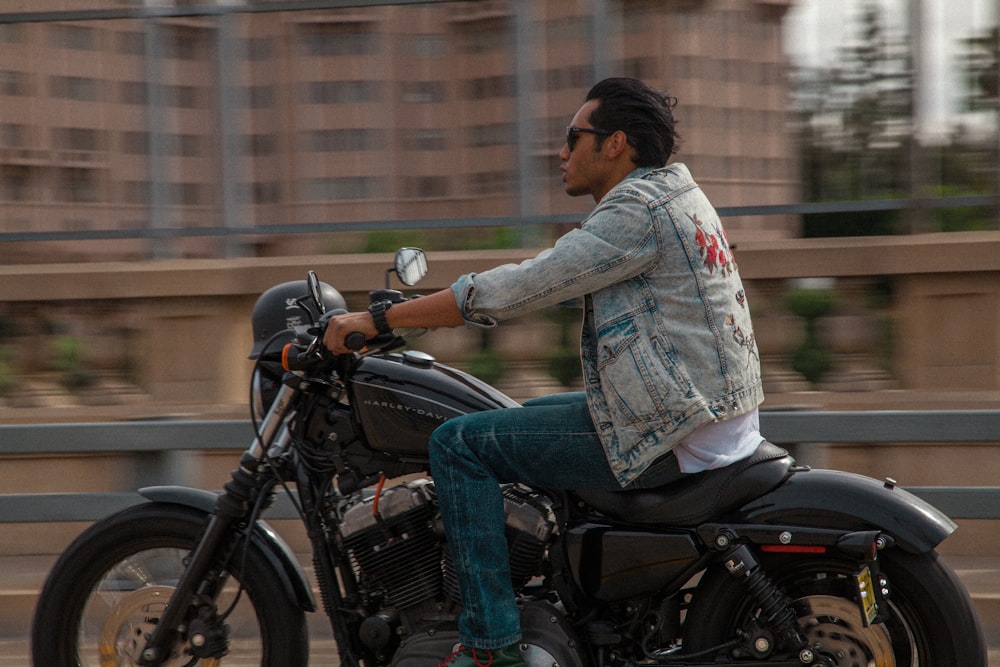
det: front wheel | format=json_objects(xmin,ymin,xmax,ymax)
[
  {"xmin": 31, "ymin": 502, "xmax": 309, "ymax": 666},
  {"xmin": 683, "ymin": 549, "xmax": 986, "ymax": 666}
]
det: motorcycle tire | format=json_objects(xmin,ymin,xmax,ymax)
[
  {"xmin": 31, "ymin": 502, "xmax": 309, "ymax": 667},
  {"xmin": 682, "ymin": 548, "xmax": 986, "ymax": 666}
]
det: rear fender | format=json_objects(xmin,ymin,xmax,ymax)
[
  {"xmin": 736, "ymin": 468, "xmax": 956, "ymax": 554},
  {"xmin": 139, "ymin": 485, "xmax": 316, "ymax": 612}
]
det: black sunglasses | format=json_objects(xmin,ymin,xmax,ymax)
[{"xmin": 566, "ymin": 126, "xmax": 613, "ymax": 151}]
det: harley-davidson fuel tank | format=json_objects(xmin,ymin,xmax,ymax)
[{"xmin": 350, "ymin": 351, "xmax": 520, "ymax": 458}]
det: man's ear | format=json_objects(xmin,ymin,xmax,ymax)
[{"xmin": 604, "ymin": 130, "xmax": 630, "ymax": 159}]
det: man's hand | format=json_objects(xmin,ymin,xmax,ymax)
[{"xmin": 323, "ymin": 311, "xmax": 378, "ymax": 354}]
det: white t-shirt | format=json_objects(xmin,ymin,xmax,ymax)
[{"xmin": 672, "ymin": 408, "xmax": 762, "ymax": 473}]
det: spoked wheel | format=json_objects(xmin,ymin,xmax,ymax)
[
  {"xmin": 683, "ymin": 549, "xmax": 986, "ymax": 666},
  {"xmin": 32, "ymin": 503, "xmax": 308, "ymax": 666}
]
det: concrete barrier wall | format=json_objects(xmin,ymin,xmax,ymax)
[{"xmin": 0, "ymin": 232, "xmax": 998, "ymax": 414}]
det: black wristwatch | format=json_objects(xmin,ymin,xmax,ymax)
[{"xmin": 368, "ymin": 299, "xmax": 394, "ymax": 336}]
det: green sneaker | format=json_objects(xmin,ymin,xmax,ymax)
[{"xmin": 436, "ymin": 643, "xmax": 526, "ymax": 667}]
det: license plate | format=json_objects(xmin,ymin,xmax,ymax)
[{"xmin": 855, "ymin": 565, "xmax": 879, "ymax": 626}]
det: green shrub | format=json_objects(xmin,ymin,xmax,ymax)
[{"xmin": 786, "ymin": 289, "xmax": 835, "ymax": 385}]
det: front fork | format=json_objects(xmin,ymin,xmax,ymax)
[
  {"xmin": 138, "ymin": 453, "xmax": 273, "ymax": 665},
  {"xmin": 138, "ymin": 384, "xmax": 299, "ymax": 666}
]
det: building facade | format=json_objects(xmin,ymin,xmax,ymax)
[{"xmin": 0, "ymin": 0, "xmax": 798, "ymax": 263}]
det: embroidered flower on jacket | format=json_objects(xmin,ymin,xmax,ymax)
[
  {"xmin": 689, "ymin": 213, "xmax": 736, "ymax": 275},
  {"xmin": 726, "ymin": 312, "xmax": 758, "ymax": 365}
]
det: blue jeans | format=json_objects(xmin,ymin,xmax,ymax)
[{"xmin": 428, "ymin": 392, "xmax": 682, "ymax": 648}]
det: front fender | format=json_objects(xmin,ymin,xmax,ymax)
[
  {"xmin": 139, "ymin": 485, "xmax": 316, "ymax": 612},
  {"xmin": 737, "ymin": 468, "xmax": 956, "ymax": 554}
]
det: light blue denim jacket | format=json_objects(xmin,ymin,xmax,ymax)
[{"xmin": 451, "ymin": 163, "xmax": 764, "ymax": 485}]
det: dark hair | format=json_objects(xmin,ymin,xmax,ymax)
[{"xmin": 585, "ymin": 77, "xmax": 680, "ymax": 167}]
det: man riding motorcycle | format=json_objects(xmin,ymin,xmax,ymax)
[{"xmin": 323, "ymin": 77, "xmax": 764, "ymax": 667}]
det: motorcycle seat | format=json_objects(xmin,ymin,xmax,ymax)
[{"xmin": 574, "ymin": 441, "xmax": 793, "ymax": 527}]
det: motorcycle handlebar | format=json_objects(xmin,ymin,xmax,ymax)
[
  {"xmin": 277, "ymin": 295, "xmax": 414, "ymax": 372},
  {"xmin": 280, "ymin": 328, "xmax": 400, "ymax": 374},
  {"xmin": 344, "ymin": 331, "xmax": 368, "ymax": 350}
]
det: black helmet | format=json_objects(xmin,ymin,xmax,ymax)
[{"xmin": 249, "ymin": 279, "xmax": 346, "ymax": 359}]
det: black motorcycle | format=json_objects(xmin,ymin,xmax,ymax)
[{"xmin": 32, "ymin": 248, "xmax": 987, "ymax": 666}]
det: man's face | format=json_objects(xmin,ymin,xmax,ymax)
[{"xmin": 559, "ymin": 99, "xmax": 607, "ymax": 200}]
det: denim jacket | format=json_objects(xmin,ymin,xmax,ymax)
[{"xmin": 451, "ymin": 163, "xmax": 763, "ymax": 485}]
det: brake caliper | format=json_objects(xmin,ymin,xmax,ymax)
[{"xmin": 186, "ymin": 605, "xmax": 230, "ymax": 660}]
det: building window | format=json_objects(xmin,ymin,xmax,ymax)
[
  {"xmin": 304, "ymin": 129, "xmax": 385, "ymax": 152},
  {"xmin": 469, "ymin": 171, "xmax": 513, "ymax": 195},
  {"xmin": 117, "ymin": 31, "xmax": 145, "ymax": 56},
  {"xmin": 456, "ymin": 19, "xmax": 510, "ymax": 54},
  {"xmin": 0, "ymin": 71, "xmax": 29, "ymax": 96},
  {"xmin": 1, "ymin": 124, "xmax": 26, "ymax": 147},
  {"xmin": 164, "ymin": 26, "xmax": 209, "ymax": 60},
  {"xmin": 245, "ymin": 181, "xmax": 281, "ymax": 204},
  {"xmin": 121, "ymin": 131, "xmax": 150, "ymax": 155},
  {"xmin": 242, "ymin": 134, "xmax": 277, "ymax": 157},
  {"xmin": 541, "ymin": 66, "xmax": 590, "ymax": 92},
  {"xmin": 50, "ymin": 25, "xmax": 96, "ymax": 50},
  {"xmin": 241, "ymin": 85, "xmax": 275, "ymax": 109},
  {"xmin": 307, "ymin": 176, "xmax": 383, "ymax": 200},
  {"xmin": 622, "ymin": 58, "xmax": 657, "ymax": 81},
  {"xmin": 53, "ymin": 127, "xmax": 102, "ymax": 152},
  {"xmin": 401, "ymin": 82, "xmax": 447, "ymax": 104},
  {"xmin": 120, "ymin": 81, "xmax": 148, "ymax": 105},
  {"xmin": 303, "ymin": 81, "xmax": 381, "ymax": 105},
  {"xmin": 468, "ymin": 123, "xmax": 514, "ymax": 147},
  {"xmin": 299, "ymin": 23, "xmax": 379, "ymax": 56},
  {"xmin": 400, "ymin": 129, "xmax": 447, "ymax": 151},
  {"xmin": 163, "ymin": 84, "xmax": 200, "ymax": 109},
  {"xmin": 171, "ymin": 182, "xmax": 204, "ymax": 206},
  {"xmin": 1, "ymin": 166, "xmax": 31, "ymax": 201},
  {"xmin": 166, "ymin": 134, "xmax": 202, "ymax": 158},
  {"xmin": 245, "ymin": 37, "xmax": 273, "ymax": 61},
  {"xmin": 402, "ymin": 176, "xmax": 449, "ymax": 198},
  {"xmin": 58, "ymin": 168, "xmax": 99, "ymax": 203},
  {"xmin": 407, "ymin": 34, "xmax": 447, "ymax": 58},
  {"xmin": 50, "ymin": 76, "xmax": 100, "ymax": 102},
  {"xmin": 463, "ymin": 76, "xmax": 514, "ymax": 100},
  {"xmin": 122, "ymin": 180, "xmax": 152, "ymax": 205}
]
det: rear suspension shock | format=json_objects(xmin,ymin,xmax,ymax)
[{"xmin": 722, "ymin": 544, "xmax": 809, "ymax": 656}]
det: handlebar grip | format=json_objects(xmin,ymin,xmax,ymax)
[{"xmin": 344, "ymin": 331, "xmax": 368, "ymax": 351}]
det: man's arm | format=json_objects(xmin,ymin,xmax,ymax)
[{"xmin": 323, "ymin": 288, "xmax": 463, "ymax": 354}]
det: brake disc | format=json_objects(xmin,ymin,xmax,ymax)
[
  {"xmin": 97, "ymin": 585, "xmax": 221, "ymax": 667},
  {"xmin": 792, "ymin": 595, "xmax": 895, "ymax": 667}
]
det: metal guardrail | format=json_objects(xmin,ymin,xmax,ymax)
[
  {"xmin": 0, "ymin": 410, "xmax": 998, "ymax": 523},
  {"xmin": 2, "ymin": 196, "xmax": 999, "ymax": 244}
]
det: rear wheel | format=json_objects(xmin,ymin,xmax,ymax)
[
  {"xmin": 683, "ymin": 549, "xmax": 986, "ymax": 665},
  {"xmin": 31, "ymin": 502, "xmax": 309, "ymax": 666}
]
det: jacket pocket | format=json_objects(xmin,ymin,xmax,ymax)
[{"xmin": 596, "ymin": 317, "xmax": 689, "ymax": 428}]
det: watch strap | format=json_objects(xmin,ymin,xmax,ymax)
[{"xmin": 368, "ymin": 299, "xmax": 393, "ymax": 336}]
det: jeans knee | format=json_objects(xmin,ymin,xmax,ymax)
[{"xmin": 429, "ymin": 419, "xmax": 462, "ymax": 467}]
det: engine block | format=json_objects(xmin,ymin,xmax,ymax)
[
  {"xmin": 339, "ymin": 480, "xmax": 558, "ymax": 611},
  {"xmin": 340, "ymin": 480, "xmax": 441, "ymax": 609}
]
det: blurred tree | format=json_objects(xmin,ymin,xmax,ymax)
[
  {"xmin": 792, "ymin": 1, "xmax": 914, "ymax": 210},
  {"xmin": 960, "ymin": 25, "xmax": 999, "ymax": 113},
  {"xmin": 792, "ymin": 3, "xmax": 999, "ymax": 235}
]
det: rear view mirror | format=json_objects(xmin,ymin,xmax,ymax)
[
  {"xmin": 306, "ymin": 271, "xmax": 326, "ymax": 314},
  {"xmin": 394, "ymin": 247, "xmax": 428, "ymax": 286}
]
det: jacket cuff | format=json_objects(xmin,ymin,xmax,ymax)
[{"xmin": 451, "ymin": 274, "xmax": 498, "ymax": 328}]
